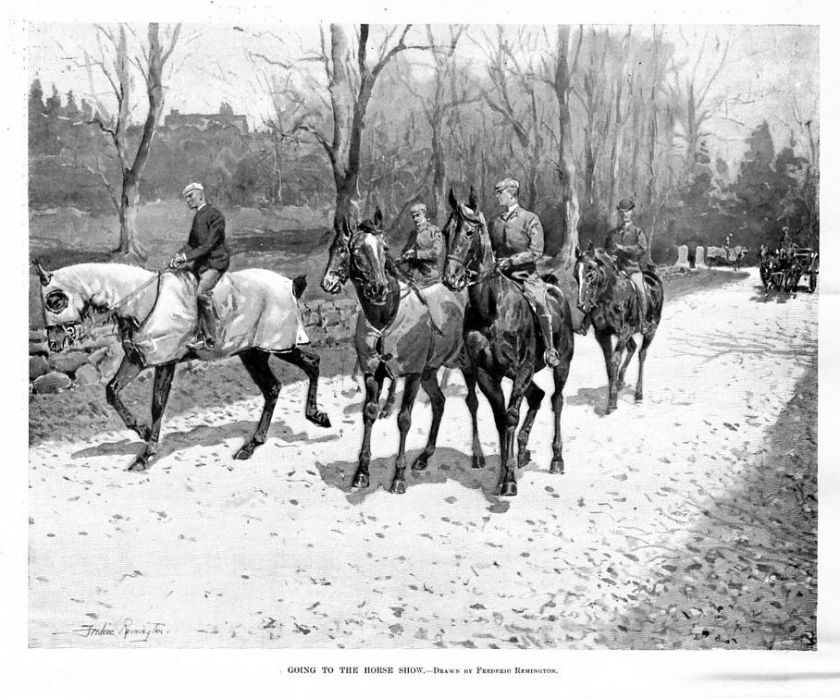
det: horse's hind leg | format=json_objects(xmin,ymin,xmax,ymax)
[
  {"xmin": 516, "ymin": 381, "xmax": 545, "ymax": 468},
  {"xmin": 278, "ymin": 346, "xmax": 331, "ymax": 428},
  {"xmin": 106, "ymin": 356, "xmax": 149, "ymax": 442},
  {"xmin": 412, "ymin": 367, "xmax": 445, "ymax": 472},
  {"xmin": 129, "ymin": 362, "xmax": 176, "ymax": 472},
  {"xmin": 476, "ymin": 366, "xmax": 513, "ymax": 495},
  {"xmin": 390, "ymin": 373, "xmax": 422, "ymax": 494},
  {"xmin": 617, "ymin": 336, "xmax": 638, "ymax": 391},
  {"xmin": 235, "ymin": 349, "xmax": 281, "ymax": 460},
  {"xmin": 594, "ymin": 330, "xmax": 617, "ymax": 413},
  {"xmin": 635, "ymin": 332, "xmax": 655, "ymax": 402}
]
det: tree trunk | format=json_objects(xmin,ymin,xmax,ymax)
[
  {"xmin": 554, "ymin": 26, "xmax": 580, "ymax": 268},
  {"xmin": 115, "ymin": 173, "xmax": 146, "ymax": 258}
]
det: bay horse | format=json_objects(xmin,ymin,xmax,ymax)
[
  {"xmin": 320, "ymin": 211, "xmax": 474, "ymax": 494},
  {"xmin": 574, "ymin": 245, "xmax": 664, "ymax": 413},
  {"xmin": 34, "ymin": 260, "xmax": 331, "ymax": 471},
  {"xmin": 441, "ymin": 189, "xmax": 574, "ymax": 497}
]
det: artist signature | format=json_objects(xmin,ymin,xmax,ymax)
[{"xmin": 75, "ymin": 618, "xmax": 167, "ymax": 642}]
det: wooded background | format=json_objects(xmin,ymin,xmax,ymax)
[{"xmin": 28, "ymin": 24, "xmax": 819, "ymax": 264}]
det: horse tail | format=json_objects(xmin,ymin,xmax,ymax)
[{"xmin": 292, "ymin": 275, "xmax": 308, "ymax": 299}]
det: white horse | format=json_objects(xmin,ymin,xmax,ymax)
[{"xmin": 35, "ymin": 260, "xmax": 331, "ymax": 471}]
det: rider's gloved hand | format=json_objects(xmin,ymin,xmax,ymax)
[
  {"xmin": 169, "ymin": 253, "xmax": 187, "ymax": 268},
  {"xmin": 496, "ymin": 258, "xmax": 512, "ymax": 271}
]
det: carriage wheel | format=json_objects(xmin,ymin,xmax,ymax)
[{"xmin": 808, "ymin": 273, "xmax": 817, "ymax": 293}]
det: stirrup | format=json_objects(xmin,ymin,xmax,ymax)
[
  {"xmin": 543, "ymin": 348, "xmax": 561, "ymax": 368},
  {"xmin": 187, "ymin": 336, "xmax": 215, "ymax": 351}
]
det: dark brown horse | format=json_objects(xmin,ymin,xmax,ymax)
[
  {"xmin": 441, "ymin": 189, "xmax": 574, "ymax": 497},
  {"xmin": 574, "ymin": 245, "xmax": 664, "ymax": 413},
  {"xmin": 320, "ymin": 211, "xmax": 474, "ymax": 494}
]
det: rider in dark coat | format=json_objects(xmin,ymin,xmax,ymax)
[
  {"xmin": 490, "ymin": 177, "xmax": 561, "ymax": 368},
  {"xmin": 168, "ymin": 182, "xmax": 231, "ymax": 350},
  {"xmin": 397, "ymin": 202, "xmax": 445, "ymax": 286},
  {"xmin": 604, "ymin": 197, "xmax": 651, "ymax": 333}
]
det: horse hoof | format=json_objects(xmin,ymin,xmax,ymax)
[
  {"xmin": 517, "ymin": 449, "xmax": 531, "ymax": 467},
  {"xmin": 233, "ymin": 447, "xmax": 253, "ymax": 461},
  {"xmin": 498, "ymin": 482, "xmax": 517, "ymax": 497},
  {"xmin": 352, "ymin": 473, "xmax": 370, "ymax": 489},
  {"xmin": 379, "ymin": 407, "xmax": 392, "ymax": 419},
  {"xmin": 549, "ymin": 460, "xmax": 564, "ymax": 475},
  {"xmin": 411, "ymin": 455, "xmax": 429, "ymax": 471},
  {"xmin": 634, "ymin": 393, "xmax": 643, "ymax": 402},
  {"xmin": 472, "ymin": 454, "xmax": 486, "ymax": 469},
  {"xmin": 307, "ymin": 411, "xmax": 331, "ymax": 429},
  {"xmin": 135, "ymin": 426, "xmax": 151, "ymax": 442},
  {"xmin": 390, "ymin": 480, "xmax": 407, "ymax": 495},
  {"xmin": 127, "ymin": 459, "xmax": 149, "ymax": 473}
]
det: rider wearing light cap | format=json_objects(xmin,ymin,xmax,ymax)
[
  {"xmin": 398, "ymin": 202, "xmax": 446, "ymax": 286},
  {"xmin": 490, "ymin": 177, "xmax": 561, "ymax": 368},
  {"xmin": 168, "ymin": 182, "xmax": 231, "ymax": 350},
  {"xmin": 604, "ymin": 197, "xmax": 651, "ymax": 333}
]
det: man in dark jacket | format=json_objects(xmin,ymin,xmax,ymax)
[
  {"xmin": 604, "ymin": 197, "xmax": 650, "ymax": 333},
  {"xmin": 397, "ymin": 202, "xmax": 445, "ymax": 286},
  {"xmin": 168, "ymin": 182, "xmax": 231, "ymax": 350}
]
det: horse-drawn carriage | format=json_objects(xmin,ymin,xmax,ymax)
[
  {"xmin": 791, "ymin": 247, "xmax": 819, "ymax": 294},
  {"xmin": 706, "ymin": 245, "xmax": 748, "ymax": 270}
]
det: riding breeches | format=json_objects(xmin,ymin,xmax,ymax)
[
  {"xmin": 630, "ymin": 271, "xmax": 648, "ymax": 319},
  {"xmin": 519, "ymin": 276, "xmax": 556, "ymax": 349},
  {"xmin": 196, "ymin": 268, "xmax": 224, "ymax": 337}
]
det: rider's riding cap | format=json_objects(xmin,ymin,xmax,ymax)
[
  {"xmin": 616, "ymin": 197, "xmax": 635, "ymax": 212},
  {"xmin": 494, "ymin": 178, "xmax": 520, "ymax": 195},
  {"xmin": 182, "ymin": 182, "xmax": 204, "ymax": 197}
]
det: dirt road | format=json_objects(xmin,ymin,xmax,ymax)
[{"xmin": 29, "ymin": 269, "xmax": 817, "ymax": 648}]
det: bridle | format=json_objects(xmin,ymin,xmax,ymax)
[{"xmin": 445, "ymin": 208, "xmax": 499, "ymax": 288}]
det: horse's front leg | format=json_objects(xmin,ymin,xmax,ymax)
[
  {"xmin": 390, "ymin": 373, "xmax": 421, "ymax": 494},
  {"xmin": 353, "ymin": 370, "xmax": 384, "ymax": 489},
  {"xmin": 609, "ymin": 335, "xmax": 628, "ymax": 412},
  {"xmin": 129, "ymin": 362, "xmax": 176, "ymax": 472},
  {"xmin": 516, "ymin": 381, "xmax": 545, "ymax": 468},
  {"xmin": 594, "ymin": 330, "xmax": 616, "ymax": 414},
  {"xmin": 281, "ymin": 346, "xmax": 331, "ymax": 428},
  {"xmin": 475, "ymin": 366, "xmax": 509, "ymax": 493},
  {"xmin": 106, "ymin": 355, "xmax": 150, "ymax": 442},
  {"xmin": 499, "ymin": 362, "xmax": 532, "ymax": 495},
  {"xmin": 462, "ymin": 362, "xmax": 486, "ymax": 469}
]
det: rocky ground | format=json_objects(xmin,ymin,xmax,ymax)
[{"xmin": 28, "ymin": 269, "xmax": 817, "ymax": 648}]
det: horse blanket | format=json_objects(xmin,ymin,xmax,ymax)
[
  {"xmin": 354, "ymin": 282, "xmax": 467, "ymax": 378},
  {"xmin": 129, "ymin": 269, "xmax": 309, "ymax": 364}
]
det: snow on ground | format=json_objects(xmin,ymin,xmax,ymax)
[{"xmin": 28, "ymin": 269, "xmax": 817, "ymax": 648}]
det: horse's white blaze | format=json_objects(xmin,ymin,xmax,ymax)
[{"xmin": 577, "ymin": 262, "xmax": 585, "ymax": 306}]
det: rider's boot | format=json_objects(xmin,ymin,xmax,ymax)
[
  {"xmin": 537, "ymin": 310, "xmax": 561, "ymax": 368},
  {"xmin": 188, "ymin": 297, "xmax": 218, "ymax": 351}
]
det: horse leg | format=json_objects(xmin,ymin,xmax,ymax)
[
  {"xmin": 390, "ymin": 373, "xmax": 422, "ymax": 494},
  {"xmin": 106, "ymin": 356, "xmax": 150, "ymax": 441},
  {"xmin": 379, "ymin": 377, "xmax": 397, "ymax": 419},
  {"xmin": 463, "ymin": 363, "xmax": 486, "ymax": 469},
  {"xmin": 499, "ymin": 365, "xmax": 532, "ymax": 495},
  {"xmin": 609, "ymin": 337, "xmax": 628, "ymax": 411},
  {"xmin": 476, "ymin": 367, "xmax": 514, "ymax": 497},
  {"xmin": 516, "ymin": 381, "xmax": 545, "ymax": 468},
  {"xmin": 128, "ymin": 362, "xmax": 176, "ymax": 472},
  {"xmin": 635, "ymin": 332, "xmax": 655, "ymax": 403},
  {"xmin": 353, "ymin": 369, "xmax": 385, "ymax": 489},
  {"xmin": 548, "ymin": 353, "xmax": 572, "ymax": 474},
  {"xmin": 412, "ymin": 367, "xmax": 445, "ymax": 472},
  {"xmin": 617, "ymin": 336, "xmax": 638, "ymax": 391},
  {"xmin": 234, "ymin": 349, "xmax": 281, "ymax": 460},
  {"xmin": 277, "ymin": 346, "xmax": 331, "ymax": 428},
  {"xmin": 594, "ymin": 330, "xmax": 617, "ymax": 414}
]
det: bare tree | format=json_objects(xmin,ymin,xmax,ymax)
[
  {"xmin": 606, "ymin": 27, "xmax": 634, "ymax": 221},
  {"xmin": 288, "ymin": 24, "xmax": 436, "ymax": 225},
  {"xmin": 83, "ymin": 23, "xmax": 182, "ymax": 259},
  {"xmin": 540, "ymin": 25, "xmax": 582, "ymax": 267}
]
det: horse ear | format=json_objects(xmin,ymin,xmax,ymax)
[
  {"xmin": 574, "ymin": 245, "xmax": 581, "ymax": 259},
  {"xmin": 447, "ymin": 188, "xmax": 458, "ymax": 210},
  {"xmin": 374, "ymin": 207, "xmax": 383, "ymax": 227},
  {"xmin": 468, "ymin": 186, "xmax": 479, "ymax": 212},
  {"xmin": 340, "ymin": 217, "xmax": 352, "ymax": 239},
  {"xmin": 587, "ymin": 240, "xmax": 594, "ymax": 253},
  {"xmin": 34, "ymin": 258, "xmax": 52, "ymax": 286}
]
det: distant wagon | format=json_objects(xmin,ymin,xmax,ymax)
[
  {"xmin": 791, "ymin": 247, "xmax": 819, "ymax": 294},
  {"xmin": 706, "ymin": 245, "xmax": 748, "ymax": 270}
]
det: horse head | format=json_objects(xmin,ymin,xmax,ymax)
[
  {"xmin": 575, "ymin": 246, "xmax": 613, "ymax": 313},
  {"xmin": 34, "ymin": 260, "xmax": 86, "ymax": 353},
  {"xmin": 321, "ymin": 218, "xmax": 353, "ymax": 294},
  {"xmin": 442, "ymin": 187, "xmax": 487, "ymax": 291},
  {"xmin": 349, "ymin": 209, "xmax": 391, "ymax": 306}
]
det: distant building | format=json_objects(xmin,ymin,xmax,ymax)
[{"xmin": 164, "ymin": 102, "xmax": 249, "ymax": 135}]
